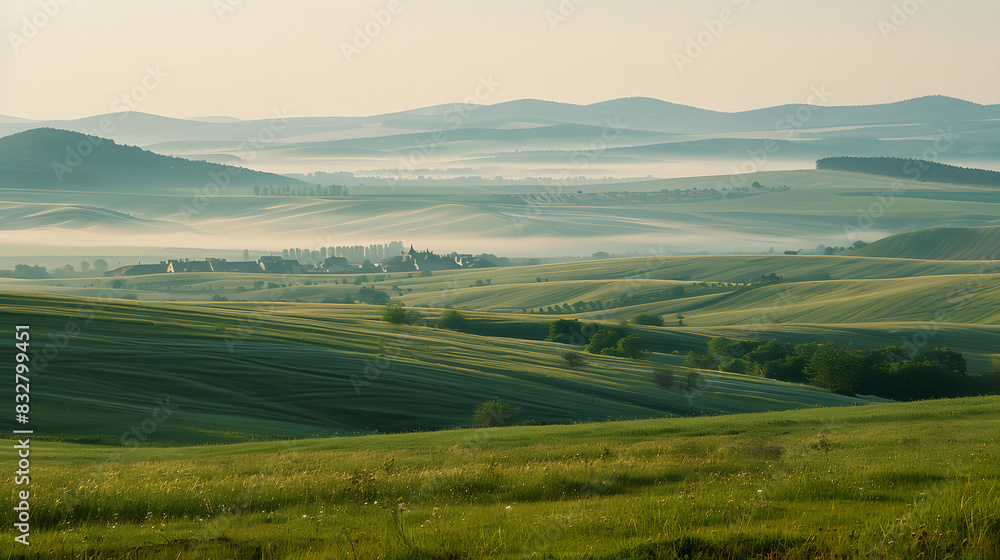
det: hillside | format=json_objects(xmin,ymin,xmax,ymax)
[
  {"xmin": 855, "ymin": 226, "xmax": 1000, "ymax": 260},
  {"xmin": 816, "ymin": 156, "xmax": 1000, "ymax": 186},
  {"xmin": 0, "ymin": 292, "xmax": 878, "ymax": 443},
  {"xmin": 0, "ymin": 128, "xmax": 306, "ymax": 191}
]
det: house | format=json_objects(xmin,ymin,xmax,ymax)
[
  {"xmin": 319, "ymin": 256, "xmax": 350, "ymax": 273},
  {"xmin": 166, "ymin": 259, "xmax": 213, "ymax": 273}
]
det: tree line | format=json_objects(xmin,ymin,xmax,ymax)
[
  {"xmin": 684, "ymin": 337, "xmax": 1000, "ymax": 401},
  {"xmin": 816, "ymin": 157, "xmax": 1000, "ymax": 187}
]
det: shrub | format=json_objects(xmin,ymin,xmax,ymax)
[
  {"xmin": 211, "ymin": 295, "xmax": 229, "ymax": 301},
  {"xmin": 380, "ymin": 303, "xmax": 408, "ymax": 324},
  {"xmin": 474, "ymin": 398, "xmax": 521, "ymax": 427},
  {"xmin": 436, "ymin": 309, "xmax": 467, "ymax": 331},
  {"xmin": 632, "ymin": 313, "xmax": 665, "ymax": 327}
]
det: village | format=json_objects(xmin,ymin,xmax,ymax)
[{"xmin": 105, "ymin": 246, "xmax": 499, "ymax": 277}]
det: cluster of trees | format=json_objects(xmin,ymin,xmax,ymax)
[
  {"xmin": 380, "ymin": 303, "xmax": 468, "ymax": 331},
  {"xmin": 685, "ymin": 337, "xmax": 1000, "ymax": 400},
  {"xmin": 546, "ymin": 319, "xmax": 648, "ymax": 360},
  {"xmin": 253, "ymin": 184, "xmax": 349, "ymax": 196},
  {"xmin": 816, "ymin": 157, "xmax": 1000, "ymax": 187},
  {"xmin": 0, "ymin": 259, "xmax": 110, "ymax": 279},
  {"xmin": 824, "ymin": 241, "xmax": 869, "ymax": 255}
]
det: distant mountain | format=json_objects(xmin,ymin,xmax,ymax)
[
  {"xmin": 855, "ymin": 227, "xmax": 1000, "ymax": 260},
  {"xmin": 0, "ymin": 128, "xmax": 307, "ymax": 191},
  {"xmin": 1, "ymin": 96, "xmax": 998, "ymax": 181}
]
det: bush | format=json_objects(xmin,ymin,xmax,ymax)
[
  {"xmin": 474, "ymin": 398, "xmax": 521, "ymax": 427},
  {"xmin": 632, "ymin": 313, "xmax": 665, "ymax": 327},
  {"xmin": 236, "ymin": 286, "xmax": 246, "ymax": 293},
  {"xmin": 436, "ymin": 309, "xmax": 467, "ymax": 331},
  {"xmin": 380, "ymin": 303, "xmax": 408, "ymax": 324},
  {"xmin": 267, "ymin": 282, "xmax": 279, "ymax": 289},
  {"xmin": 211, "ymin": 295, "xmax": 229, "ymax": 301}
]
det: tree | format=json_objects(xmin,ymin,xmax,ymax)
[
  {"xmin": 607, "ymin": 335, "xmax": 648, "ymax": 360},
  {"xmin": 380, "ymin": 303, "xmax": 408, "ymax": 324},
  {"xmin": 81, "ymin": 261, "xmax": 90, "ymax": 273},
  {"xmin": 547, "ymin": 319, "xmax": 588, "ymax": 344},
  {"xmin": 92, "ymin": 259, "xmax": 109, "ymax": 274},
  {"xmin": 561, "ymin": 351, "xmax": 585, "ymax": 367},
  {"xmin": 586, "ymin": 329, "xmax": 621, "ymax": 355},
  {"xmin": 254, "ymin": 281, "xmax": 265, "ymax": 290},
  {"xmin": 805, "ymin": 344, "xmax": 864, "ymax": 394},
  {"xmin": 13, "ymin": 265, "xmax": 49, "ymax": 279},
  {"xmin": 436, "ymin": 309, "xmax": 467, "ymax": 331},
  {"xmin": 474, "ymin": 398, "xmax": 521, "ymax": 427},
  {"xmin": 244, "ymin": 249, "xmax": 250, "ymax": 260}
]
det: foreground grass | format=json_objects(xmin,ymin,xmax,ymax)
[{"xmin": 4, "ymin": 397, "xmax": 998, "ymax": 559}]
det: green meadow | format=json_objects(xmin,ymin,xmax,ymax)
[{"xmin": 3, "ymin": 397, "xmax": 998, "ymax": 559}]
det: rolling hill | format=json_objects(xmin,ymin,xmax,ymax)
[
  {"xmin": 855, "ymin": 226, "xmax": 1000, "ymax": 260},
  {"xmin": 0, "ymin": 127, "xmax": 307, "ymax": 191},
  {"xmin": 0, "ymin": 292, "xmax": 879, "ymax": 444}
]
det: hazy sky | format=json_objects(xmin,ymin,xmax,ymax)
[{"xmin": 2, "ymin": 0, "xmax": 998, "ymax": 120}]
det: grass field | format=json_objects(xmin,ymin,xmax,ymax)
[{"xmin": 4, "ymin": 397, "xmax": 998, "ymax": 559}]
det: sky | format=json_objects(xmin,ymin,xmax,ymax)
[{"xmin": 1, "ymin": 0, "xmax": 998, "ymax": 120}]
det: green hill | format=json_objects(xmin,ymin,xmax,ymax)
[
  {"xmin": 0, "ymin": 127, "xmax": 306, "ymax": 191},
  {"xmin": 855, "ymin": 226, "xmax": 1000, "ymax": 260},
  {"xmin": 0, "ymin": 292, "xmax": 878, "ymax": 444}
]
